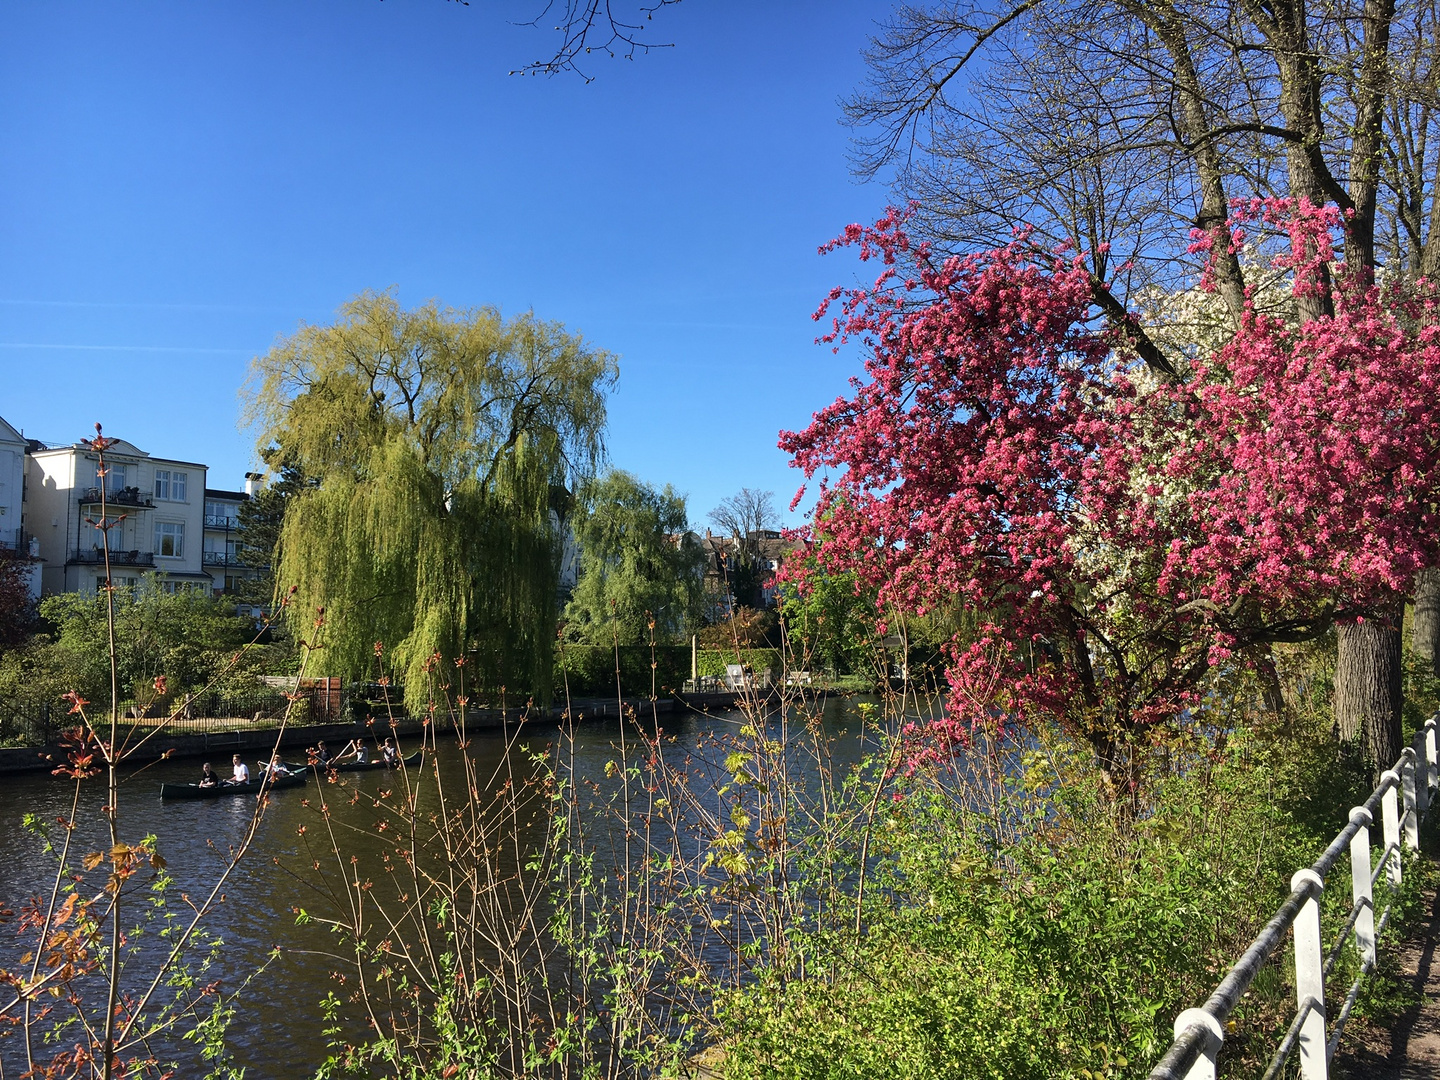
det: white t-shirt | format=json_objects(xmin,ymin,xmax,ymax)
[{"xmin": 232, "ymin": 762, "xmax": 250, "ymax": 783}]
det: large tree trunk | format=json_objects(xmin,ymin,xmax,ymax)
[
  {"xmin": 1412, "ymin": 568, "xmax": 1440, "ymax": 676},
  {"xmin": 1335, "ymin": 609, "xmax": 1403, "ymax": 773}
]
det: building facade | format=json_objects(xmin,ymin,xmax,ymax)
[
  {"xmin": 0, "ymin": 415, "xmax": 41, "ymax": 600},
  {"xmin": 25, "ymin": 438, "xmax": 212, "ymax": 595},
  {"xmin": 0, "ymin": 416, "xmax": 27, "ymax": 554},
  {"xmin": 203, "ymin": 476, "xmax": 266, "ymax": 613}
]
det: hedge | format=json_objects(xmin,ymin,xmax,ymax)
[
  {"xmin": 695, "ymin": 648, "xmax": 782, "ymax": 679},
  {"xmin": 553, "ymin": 645, "xmax": 785, "ymax": 696}
]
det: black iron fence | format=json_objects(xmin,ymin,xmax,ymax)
[
  {"xmin": 78, "ymin": 486, "xmax": 155, "ymax": 508},
  {"xmin": 71, "ymin": 549, "xmax": 155, "ymax": 566},
  {"xmin": 0, "ymin": 682, "xmax": 351, "ymax": 747}
]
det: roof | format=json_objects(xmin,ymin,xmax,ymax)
[
  {"xmin": 0, "ymin": 415, "xmax": 23, "ymax": 445},
  {"xmin": 204, "ymin": 489, "xmax": 250, "ymax": 502},
  {"xmin": 28, "ymin": 439, "xmax": 206, "ymax": 469}
]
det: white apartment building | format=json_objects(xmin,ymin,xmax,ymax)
[
  {"xmin": 0, "ymin": 416, "xmax": 27, "ymax": 554},
  {"xmin": 203, "ymin": 475, "xmax": 266, "ymax": 613},
  {"xmin": 25, "ymin": 438, "xmax": 211, "ymax": 595}
]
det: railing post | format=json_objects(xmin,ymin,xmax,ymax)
[
  {"xmin": 1171, "ymin": 1009, "xmax": 1223, "ymax": 1080},
  {"xmin": 1426, "ymin": 715, "xmax": 1439, "ymax": 801},
  {"xmin": 1415, "ymin": 732, "xmax": 1431, "ymax": 827},
  {"xmin": 1291, "ymin": 869, "xmax": 1328, "ymax": 1080},
  {"xmin": 1402, "ymin": 748, "xmax": 1420, "ymax": 852},
  {"xmin": 1347, "ymin": 807, "xmax": 1377, "ymax": 970},
  {"xmin": 1381, "ymin": 769, "xmax": 1403, "ymax": 886}
]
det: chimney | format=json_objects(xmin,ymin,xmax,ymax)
[{"xmin": 244, "ymin": 471, "xmax": 264, "ymax": 497}]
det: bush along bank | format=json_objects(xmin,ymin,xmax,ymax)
[{"xmin": 294, "ymin": 637, "xmax": 1435, "ymax": 1080}]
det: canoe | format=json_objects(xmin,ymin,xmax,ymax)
[
  {"xmin": 159, "ymin": 772, "xmax": 308, "ymax": 800},
  {"xmin": 291, "ymin": 750, "xmax": 422, "ymax": 773}
]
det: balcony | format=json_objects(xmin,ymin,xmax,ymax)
[
  {"xmin": 0, "ymin": 528, "xmax": 27, "ymax": 552},
  {"xmin": 204, "ymin": 515, "xmax": 240, "ymax": 528},
  {"xmin": 202, "ymin": 550, "xmax": 241, "ymax": 566},
  {"xmin": 71, "ymin": 548, "xmax": 155, "ymax": 567},
  {"xmin": 78, "ymin": 486, "xmax": 155, "ymax": 509}
]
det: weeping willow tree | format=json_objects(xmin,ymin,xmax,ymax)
[
  {"xmin": 242, "ymin": 290, "xmax": 617, "ymax": 708},
  {"xmin": 563, "ymin": 469, "xmax": 705, "ymax": 646}
]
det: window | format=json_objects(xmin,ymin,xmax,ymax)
[
  {"xmin": 155, "ymin": 521, "xmax": 185, "ymax": 558},
  {"xmin": 95, "ymin": 462, "xmax": 126, "ymax": 492},
  {"xmin": 155, "ymin": 469, "xmax": 187, "ymax": 501}
]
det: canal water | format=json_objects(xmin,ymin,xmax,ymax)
[{"xmin": 0, "ymin": 698, "xmax": 886, "ymax": 1077}]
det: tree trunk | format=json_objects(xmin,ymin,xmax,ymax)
[
  {"xmin": 1258, "ymin": 644, "xmax": 1287, "ymax": 719},
  {"xmin": 1335, "ymin": 609, "xmax": 1403, "ymax": 773},
  {"xmin": 1412, "ymin": 568, "xmax": 1440, "ymax": 676}
]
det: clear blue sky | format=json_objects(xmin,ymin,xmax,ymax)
[{"xmin": 0, "ymin": 1, "xmax": 889, "ymax": 527}]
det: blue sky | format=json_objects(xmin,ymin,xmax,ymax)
[{"xmin": 0, "ymin": 1, "xmax": 890, "ymax": 527}]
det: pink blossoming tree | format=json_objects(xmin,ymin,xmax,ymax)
[{"xmin": 781, "ymin": 204, "xmax": 1440, "ymax": 794}]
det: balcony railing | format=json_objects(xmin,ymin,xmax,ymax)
[
  {"xmin": 0, "ymin": 528, "xmax": 27, "ymax": 552},
  {"xmin": 204, "ymin": 515, "xmax": 240, "ymax": 528},
  {"xmin": 70, "ymin": 548, "xmax": 156, "ymax": 567},
  {"xmin": 202, "ymin": 550, "xmax": 241, "ymax": 566},
  {"xmin": 78, "ymin": 486, "xmax": 155, "ymax": 508}
]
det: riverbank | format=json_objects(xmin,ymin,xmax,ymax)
[{"xmin": 0, "ymin": 690, "xmax": 745, "ymax": 774}]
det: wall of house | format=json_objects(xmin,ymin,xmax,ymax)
[
  {"xmin": 24, "ymin": 450, "xmax": 77, "ymax": 595},
  {"xmin": 24, "ymin": 444, "xmax": 209, "ymax": 595},
  {"xmin": 0, "ymin": 426, "xmax": 25, "ymax": 550}
]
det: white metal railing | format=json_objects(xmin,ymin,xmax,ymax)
[{"xmin": 1149, "ymin": 714, "xmax": 1438, "ymax": 1080}]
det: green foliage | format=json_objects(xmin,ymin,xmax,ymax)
[
  {"xmin": 695, "ymin": 647, "xmax": 781, "ymax": 679},
  {"xmin": 778, "ymin": 566, "xmax": 879, "ymax": 677},
  {"xmin": 554, "ymin": 643, "xmax": 691, "ymax": 697},
  {"xmin": 0, "ymin": 583, "xmax": 280, "ymax": 740},
  {"xmin": 698, "ymin": 605, "xmax": 777, "ymax": 648},
  {"xmin": 562, "ymin": 469, "xmax": 704, "ymax": 646},
  {"xmin": 234, "ymin": 456, "xmax": 311, "ymax": 615},
  {"xmin": 3, "ymin": 820, "xmax": 259, "ymax": 1075},
  {"xmin": 244, "ymin": 290, "xmax": 617, "ymax": 709},
  {"xmin": 711, "ymin": 715, "xmax": 1393, "ymax": 1080},
  {"xmin": 10, "ymin": 583, "xmax": 251, "ymax": 701}
]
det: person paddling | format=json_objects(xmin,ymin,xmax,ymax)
[
  {"xmin": 229, "ymin": 754, "xmax": 250, "ymax": 785},
  {"xmin": 261, "ymin": 753, "xmax": 292, "ymax": 779}
]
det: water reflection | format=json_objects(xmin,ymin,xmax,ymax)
[{"xmin": 0, "ymin": 696, "xmax": 889, "ymax": 1077}]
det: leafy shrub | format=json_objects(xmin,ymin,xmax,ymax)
[
  {"xmin": 695, "ymin": 648, "xmax": 782, "ymax": 680},
  {"xmin": 711, "ymin": 714, "xmax": 1398, "ymax": 1080},
  {"xmin": 554, "ymin": 644, "xmax": 691, "ymax": 697}
]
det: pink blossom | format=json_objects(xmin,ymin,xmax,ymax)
[{"xmin": 783, "ymin": 204, "xmax": 1440, "ymax": 767}]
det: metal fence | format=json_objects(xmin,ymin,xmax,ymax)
[
  {"xmin": 1, "ymin": 683, "xmax": 351, "ymax": 745},
  {"xmin": 70, "ymin": 549, "xmax": 155, "ymax": 566},
  {"xmin": 1149, "ymin": 714, "xmax": 1439, "ymax": 1080}
]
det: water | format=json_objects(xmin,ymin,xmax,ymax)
[{"xmin": 0, "ymin": 698, "xmax": 886, "ymax": 1077}]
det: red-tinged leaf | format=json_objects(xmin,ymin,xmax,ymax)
[{"xmin": 51, "ymin": 894, "xmax": 77, "ymax": 928}]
